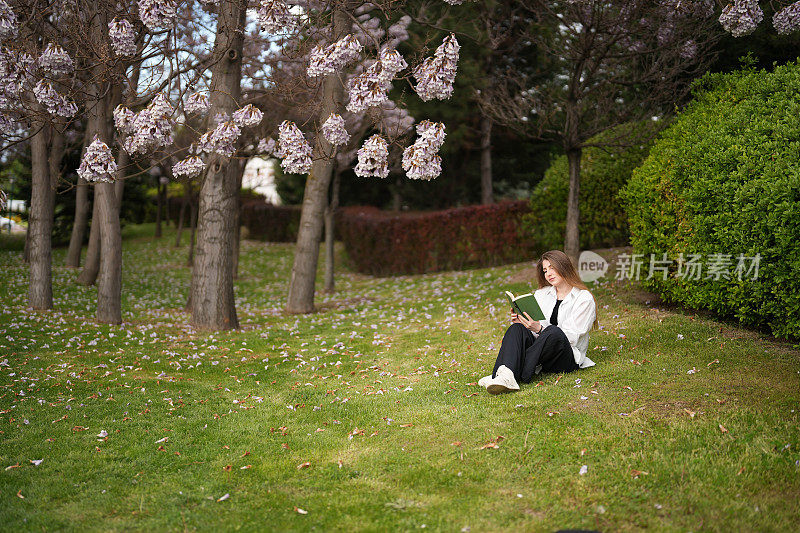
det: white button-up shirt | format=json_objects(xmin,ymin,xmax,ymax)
[{"xmin": 533, "ymin": 285, "xmax": 596, "ymax": 368}]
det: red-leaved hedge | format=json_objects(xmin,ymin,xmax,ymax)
[
  {"xmin": 240, "ymin": 203, "xmax": 302, "ymax": 242},
  {"xmin": 338, "ymin": 201, "xmax": 536, "ymax": 276}
]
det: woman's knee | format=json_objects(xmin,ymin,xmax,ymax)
[{"xmin": 505, "ymin": 323, "xmax": 528, "ymax": 337}]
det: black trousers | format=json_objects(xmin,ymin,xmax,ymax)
[{"xmin": 492, "ymin": 323, "xmax": 578, "ymax": 383}]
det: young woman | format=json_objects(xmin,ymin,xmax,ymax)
[{"xmin": 479, "ymin": 250, "xmax": 598, "ymax": 394}]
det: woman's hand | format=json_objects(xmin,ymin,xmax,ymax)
[{"xmin": 512, "ymin": 311, "xmax": 541, "ymax": 333}]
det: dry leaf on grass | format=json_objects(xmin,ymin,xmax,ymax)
[{"xmin": 297, "ymin": 462, "xmax": 311, "ymax": 469}]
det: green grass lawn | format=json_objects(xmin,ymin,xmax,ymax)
[{"xmin": 1, "ymin": 224, "xmax": 798, "ymax": 532}]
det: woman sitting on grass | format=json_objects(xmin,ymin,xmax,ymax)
[{"xmin": 479, "ymin": 250, "xmax": 598, "ymax": 394}]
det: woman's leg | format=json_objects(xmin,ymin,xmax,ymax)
[
  {"xmin": 528, "ymin": 325, "xmax": 578, "ymax": 376},
  {"xmin": 491, "ymin": 323, "xmax": 536, "ymax": 383}
]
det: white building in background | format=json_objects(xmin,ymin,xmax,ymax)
[{"xmin": 242, "ymin": 157, "xmax": 281, "ymax": 204}]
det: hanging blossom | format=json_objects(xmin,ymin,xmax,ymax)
[
  {"xmin": 354, "ymin": 134, "xmax": 389, "ymax": 179},
  {"xmin": 113, "ymin": 104, "xmax": 135, "ymax": 134},
  {"xmin": 307, "ymin": 34, "xmax": 363, "ymax": 78},
  {"xmin": 172, "ymin": 156, "xmax": 206, "ymax": 178},
  {"xmin": 346, "ymin": 49, "xmax": 407, "ymax": 113},
  {"xmin": 402, "ymin": 120, "xmax": 446, "ymax": 181},
  {"xmin": 442, "ymin": 0, "xmax": 463, "ymax": 4},
  {"xmin": 773, "ymin": 1, "xmax": 800, "ymax": 34},
  {"xmin": 184, "ymin": 91, "xmax": 209, "ymax": 114},
  {"xmin": 322, "ymin": 113, "xmax": 349, "ymax": 146},
  {"xmin": 0, "ymin": 49, "xmax": 35, "ymax": 98},
  {"xmin": 138, "ymin": 0, "xmax": 177, "ymax": 32},
  {"xmin": 0, "ymin": 112, "xmax": 15, "ymax": 135},
  {"xmin": 0, "ymin": 0, "xmax": 18, "ymax": 41},
  {"xmin": 33, "ymin": 80, "xmax": 77, "ymax": 118},
  {"xmin": 413, "ymin": 34, "xmax": 459, "ymax": 102},
  {"xmin": 78, "ymin": 136, "xmax": 117, "ymax": 182},
  {"xmin": 39, "ymin": 43, "xmax": 74, "ymax": 75},
  {"xmin": 108, "ymin": 18, "xmax": 137, "ymax": 56},
  {"xmin": 122, "ymin": 93, "xmax": 173, "ymax": 154},
  {"xmin": 209, "ymin": 120, "xmax": 241, "ymax": 157},
  {"xmin": 258, "ymin": 0, "xmax": 297, "ymax": 34},
  {"xmin": 277, "ymin": 120, "xmax": 312, "ymax": 174},
  {"xmin": 719, "ymin": 0, "xmax": 763, "ymax": 37},
  {"xmin": 680, "ymin": 39, "xmax": 698, "ymax": 59},
  {"xmin": 232, "ymin": 104, "xmax": 263, "ymax": 128},
  {"xmin": 257, "ymin": 137, "xmax": 277, "ymax": 156}
]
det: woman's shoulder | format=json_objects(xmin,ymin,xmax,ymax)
[{"xmin": 572, "ymin": 287, "xmax": 596, "ymax": 304}]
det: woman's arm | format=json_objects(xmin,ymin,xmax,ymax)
[{"xmin": 559, "ymin": 295, "xmax": 596, "ymax": 347}]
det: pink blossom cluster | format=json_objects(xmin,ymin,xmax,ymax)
[
  {"xmin": 78, "ymin": 136, "xmax": 117, "ymax": 183},
  {"xmin": 257, "ymin": 137, "xmax": 277, "ymax": 156},
  {"xmin": 0, "ymin": 0, "xmax": 18, "ymax": 41},
  {"xmin": 442, "ymin": 0, "xmax": 463, "ymax": 5},
  {"xmin": 719, "ymin": 0, "xmax": 763, "ymax": 37},
  {"xmin": 119, "ymin": 94, "xmax": 173, "ymax": 154},
  {"xmin": 680, "ymin": 39, "xmax": 698, "ymax": 59},
  {"xmin": 258, "ymin": 0, "xmax": 297, "ymax": 34},
  {"xmin": 307, "ymin": 34, "xmax": 363, "ymax": 78},
  {"xmin": 138, "ymin": 0, "xmax": 177, "ymax": 32},
  {"xmin": 413, "ymin": 34, "xmax": 459, "ymax": 102},
  {"xmin": 184, "ymin": 91, "xmax": 210, "ymax": 114},
  {"xmin": 210, "ymin": 120, "xmax": 241, "ymax": 156},
  {"xmin": 402, "ymin": 120, "xmax": 445, "ymax": 181},
  {"xmin": 38, "ymin": 44, "xmax": 73, "ymax": 75},
  {"xmin": 33, "ymin": 80, "xmax": 77, "ymax": 118},
  {"xmin": 172, "ymin": 155, "xmax": 206, "ymax": 178},
  {"xmin": 321, "ymin": 113, "xmax": 349, "ymax": 146},
  {"xmin": 0, "ymin": 112, "xmax": 15, "ymax": 135},
  {"xmin": 232, "ymin": 103, "xmax": 263, "ymax": 127},
  {"xmin": 0, "ymin": 49, "xmax": 34, "ymax": 99},
  {"xmin": 277, "ymin": 120, "xmax": 312, "ymax": 174},
  {"xmin": 773, "ymin": 1, "xmax": 800, "ymax": 34},
  {"xmin": 354, "ymin": 134, "xmax": 389, "ymax": 178},
  {"xmin": 346, "ymin": 49, "xmax": 407, "ymax": 113},
  {"xmin": 108, "ymin": 18, "xmax": 137, "ymax": 56},
  {"xmin": 113, "ymin": 104, "xmax": 135, "ymax": 133}
]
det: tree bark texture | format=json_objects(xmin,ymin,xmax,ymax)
[
  {"xmin": 77, "ymin": 199, "xmax": 101, "ymax": 285},
  {"xmin": 480, "ymin": 114, "xmax": 494, "ymax": 205},
  {"xmin": 324, "ymin": 169, "xmax": 341, "ymax": 293},
  {"xmin": 65, "ymin": 176, "xmax": 89, "ymax": 268},
  {"xmin": 27, "ymin": 124, "xmax": 55, "ymax": 310},
  {"xmin": 189, "ymin": 0, "xmax": 246, "ymax": 330},
  {"xmin": 564, "ymin": 147, "xmax": 581, "ymax": 266},
  {"xmin": 286, "ymin": 9, "xmax": 349, "ymax": 314},
  {"xmin": 155, "ymin": 179, "xmax": 163, "ymax": 238}
]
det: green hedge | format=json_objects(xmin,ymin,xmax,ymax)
[
  {"xmin": 523, "ymin": 121, "xmax": 660, "ymax": 252},
  {"xmin": 621, "ymin": 62, "xmax": 800, "ymax": 340}
]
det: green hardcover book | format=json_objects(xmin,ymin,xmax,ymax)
[{"xmin": 504, "ymin": 291, "xmax": 546, "ymax": 321}]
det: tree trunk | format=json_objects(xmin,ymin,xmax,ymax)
[
  {"xmin": 77, "ymin": 199, "xmax": 101, "ymax": 285},
  {"xmin": 174, "ymin": 193, "xmax": 187, "ymax": 247},
  {"xmin": 232, "ymin": 160, "xmax": 243, "ymax": 280},
  {"xmin": 155, "ymin": 179, "xmax": 163, "ymax": 238},
  {"xmin": 27, "ymin": 124, "xmax": 55, "ymax": 310},
  {"xmin": 480, "ymin": 114, "xmax": 494, "ymax": 205},
  {"xmin": 95, "ymin": 180, "xmax": 122, "ymax": 323},
  {"xmin": 324, "ymin": 169, "xmax": 341, "ymax": 293},
  {"xmin": 391, "ymin": 172, "xmax": 401, "ymax": 212},
  {"xmin": 564, "ymin": 147, "xmax": 581, "ymax": 266},
  {"xmin": 189, "ymin": 0, "xmax": 246, "ymax": 330},
  {"xmin": 65, "ymin": 176, "xmax": 89, "ymax": 268},
  {"xmin": 286, "ymin": 9, "xmax": 349, "ymax": 314},
  {"xmin": 187, "ymin": 197, "xmax": 197, "ymax": 266}
]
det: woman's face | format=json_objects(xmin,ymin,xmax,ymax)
[{"xmin": 542, "ymin": 259, "xmax": 564, "ymax": 287}]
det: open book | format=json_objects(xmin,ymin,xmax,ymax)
[{"xmin": 504, "ymin": 291, "xmax": 545, "ymax": 321}]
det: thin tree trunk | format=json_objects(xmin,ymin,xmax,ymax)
[
  {"xmin": 77, "ymin": 199, "xmax": 100, "ymax": 285},
  {"xmin": 480, "ymin": 114, "xmax": 494, "ymax": 205},
  {"xmin": 233, "ymin": 160, "xmax": 243, "ymax": 280},
  {"xmin": 96, "ymin": 179, "xmax": 121, "ymax": 324},
  {"xmin": 174, "ymin": 193, "xmax": 187, "ymax": 247},
  {"xmin": 155, "ymin": 179, "xmax": 163, "ymax": 238},
  {"xmin": 28, "ymin": 123, "xmax": 55, "ymax": 310},
  {"xmin": 189, "ymin": 0, "xmax": 246, "ymax": 330},
  {"xmin": 324, "ymin": 169, "xmax": 341, "ymax": 293},
  {"xmin": 23, "ymin": 227, "xmax": 30, "ymax": 263},
  {"xmin": 66, "ymin": 177, "xmax": 89, "ymax": 268},
  {"xmin": 286, "ymin": 9, "xmax": 349, "ymax": 314},
  {"xmin": 391, "ymin": 172, "xmax": 401, "ymax": 212},
  {"xmin": 564, "ymin": 147, "xmax": 581, "ymax": 266},
  {"xmin": 187, "ymin": 197, "xmax": 197, "ymax": 266}
]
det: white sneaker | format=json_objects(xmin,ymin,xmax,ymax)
[
  {"xmin": 478, "ymin": 374, "xmax": 493, "ymax": 388},
  {"xmin": 486, "ymin": 365, "xmax": 520, "ymax": 395}
]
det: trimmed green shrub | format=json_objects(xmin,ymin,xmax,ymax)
[
  {"xmin": 523, "ymin": 121, "xmax": 660, "ymax": 252},
  {"xmin": 338, "ymin": 201, "xmax": 536, "ymax": 276},
  {"xmin": 621, "ymin": 62, "xmax": 800, "ymax": 340}
]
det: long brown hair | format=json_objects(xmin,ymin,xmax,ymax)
[{"xmin": 535, "ymin": 250, "xmax": 599, "ymax": 329}]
